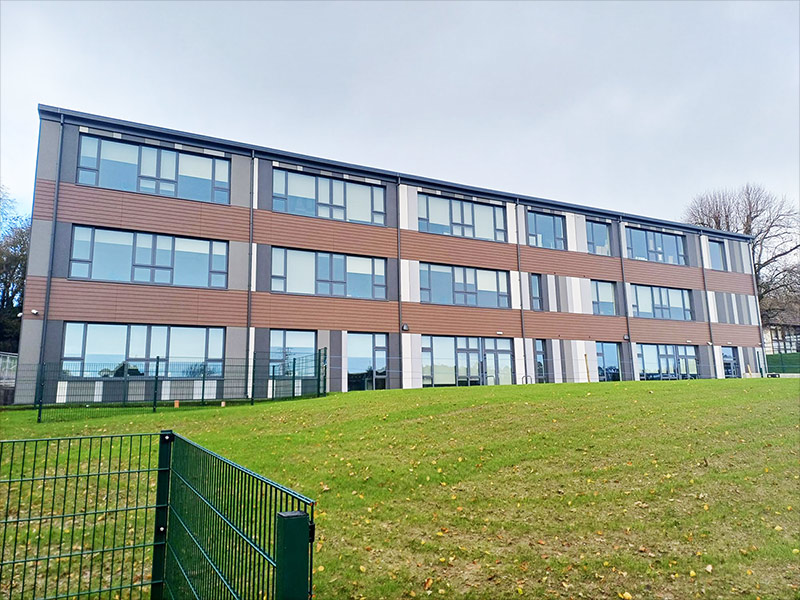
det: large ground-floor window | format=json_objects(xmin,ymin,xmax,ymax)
[
  {"xmin": 535, "ymin": 339, "xmax": 549, "ymax": 383},
  {"xmin": 637, "ymin": 344, "xmax": 698, "ymax": 380},
  {"xmin": 62, "ymin": 322, "xmax": 224, "ymax": 377},
  {"xmin": 269, "ymin": 330, "xmax": 317, "ymax": 376},
  {"xmin": 421, "ymin": 336, "xmax": 513, "ymax": 387},
  {"xmin": 347, "ymin": 333, "xmax": 387, "ymax": 391}
]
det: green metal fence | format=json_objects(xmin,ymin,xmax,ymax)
[
  {"xmin": 0, "ymin": 431, "xmax": 315, "ymax": 600},
  {"xmin": 766, "ymin": 352, "xmax": 800, "ymax": 374},
  {"xmin": 12, "ymin": 349, "xmax": 327, "ymax": 422}
]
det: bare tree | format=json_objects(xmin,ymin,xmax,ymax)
[
  {"xmin": 0, "ymin": 187, "xmax": 31, "ymax": 351},
  {"xmin": 683, "ymin": 184, "xmax": 800, "ymax": 324}
]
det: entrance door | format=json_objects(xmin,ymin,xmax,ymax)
[{"xmin": 721, "ymin": 347, "xmax": 740, "ymax": 378}]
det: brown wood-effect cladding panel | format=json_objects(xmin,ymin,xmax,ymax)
[
  {"xmin": 23, "ymin": 276, "xmax": 47, "ymax": 314},
  {"xmin": 524, "ymin": 312, "xmax": 628, "ymax": 341},
  {"xmin": 704, "ymin": 269, "xmax": 756, "ymax": 295},
  {"xmin": 402, "ymin": 303, "xmax": 522, "ymax": 337},
  {"xmin": 32, "ymin": 179, "xmax": 56, "ymax": 220},
  {"xmin": 623, "ymin": 260, "xmax": 705, "ymax": 289},
  {"xmin": 53, "ymin": 183, "xmax": 250, "ymax": 241},
  {"xmin": 400, "ymin": 231, "xmax": 517, "ymax": 271},
  {"xmin": 519, "ymin": 247, "xmax": 623, "ymax": 280},
  {"xmin": 45, "ymin": 278, "xmax": 248, "ymax": 326},
  {"xmin": 629, "ymin": 318, "xmax": 710, "ymax": 345},
  {"xmin": 711, "ymin": 323, "xmax": 762, "ymax": 347},
  {"xmin": 254, "ymin": 211, "xmax": 398, "ymax": 257},
  {"xmin": 252, "ymin": 293, "xmax": 399, "ymax": 330}
]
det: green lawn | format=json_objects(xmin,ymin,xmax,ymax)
[{"xmin": 2, "ymin": 379, "xmax": 799, "ymax": 599}]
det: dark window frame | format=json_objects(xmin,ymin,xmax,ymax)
[
  {"xmin": 419, "ymin": 262, "xmax": 510, "ymax": 309},
  {"xmin": 527, "ymin": 211, "xmax": 566, "ymax": 250},
  {"xmin": 530, "ymin": 273, "xmax": 544, "ymax": 311},
  {"xmin": 625, "ymin": 227, "xmax": 687, "ymax": 265},
  {"xmin": 586, "ymin": 220, "xmax": 612, "ymax": 256},
  {"xmin": 631, "ymin": 284, "xmax": 693, "ymax": 321},
  {"xmin": 591, "ymin": 280, "xmax": 617, "ymax": 316},
  {"xmin": 347, "ymin": 332, "xmax": 388, "ymax": 391},
  {"xmin": 637, "ymin": 343, "xmax": 698, "ymax": 380},
  {"xmin": 708, "ymin": 239, "xmax": 727, "ymax": 271},
  {"xmin": 596, "ymin": 341, "xmax": 621, "ymax": 381},
  {"xmin": 417, "ymin": 194, "xmax": 507, "ymax": 242}
]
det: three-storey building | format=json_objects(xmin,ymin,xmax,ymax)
[{"xmin": 17, "ymin": 105, "xmax": 765, "ymax": 401}]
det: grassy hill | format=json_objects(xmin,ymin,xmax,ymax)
[{"xmin": 2, "ymin": 379, "xmax": 798, "ymax": 599}]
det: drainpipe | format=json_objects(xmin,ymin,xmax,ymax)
[
  {"xmin": 37, "ymin": 114, "xmax": 65, "ymax": 369},
  {"xmin": 515, "ymin": 199, "xmax": 529, "ymax": 383},
  {"xmin": 245, "ymin": 149, "xmax": 255, "ymax": 398}
]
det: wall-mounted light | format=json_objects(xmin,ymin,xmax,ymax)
[
  {"xmin": 496, "ymin": 331, "xmax": 503, "ymax": 335},
  {"xmin": 623, "ymin": 334, "xmax": 630, "ymax": 340},
  {"xmin": 16, "ymin": 312, "xmax": 23, "ymax": 318},
  {"xmin": 401, "ymin": 323, "xmax": 409, "ymax": 332},
  {"xmin": 30, "ymin": 309, "xmax": 39, "ymax": 316}
]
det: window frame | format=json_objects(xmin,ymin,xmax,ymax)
[
  {"xmin": 530, "ymin": 273, "xmax": 544, "ymax": 311},
  {"xmin": 68, "ymin": 225, "xmax": 228, "ymax": 289},
  {"xmin": 637, "ymin": 343, "xmax": 698, "ymax": 380},
  {"xmin": 631, "ymin": 284, "xmax": 693, "ymax": 321},
  {"xmin": 596, "ymin": 341, "xmax": 621, "ymax": 382},
  {"xmin": 61, "ymin": 322, "xmax": 225, "ymax": 378},
  {"xmin": 347, "ymin": 332, "xmax": 388, "ymax": 391},
  {"xmin": 419, "ymin": 262, "xmax": 510, "ymax": 309},
  {"xmin": 272, "ymin": 168, "xmax": 387, "ymax": 226},
  {"xmin": 270, "ymin": 247, "xmax": 387, "ymax": 300},
  {"xmin": 708, "ymin": 239, "xmax": 727, "ymax": 271},
  {"xmin": 527, "ymin": 211, "xmax": 567, "ymax": 250},
  {"xmin": 421, "ymin": 335, "xmax": 513, "ymax": 387},
  {"xmin": 417, "ymin": 194, "xmax": 507, "ymax": 242},
  {"xmin": 77, "ymin": 135, "xmax": 230, "ymax": 205},
  {"xmin": 591, "ymin": 280, "xmax": 617, "ymax": 316},
  {"xmin": 586, "ymin": 220, "xmax": 612, "ymax": 256},
  {"xmin": 625, "ymin": 227, "xmax": 687, "ymax": 265}
]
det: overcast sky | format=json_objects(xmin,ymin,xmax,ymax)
[{"xmin": 1, "ymin": 1, "xmax": 798, "ymax": 222}]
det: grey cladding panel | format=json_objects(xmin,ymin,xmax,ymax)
[
  {"xmin": 59, "ymin": 124, "xmax": 80, "ymax": 184},
  {"xmin": 258, "ymin": 160, "xmax": 273, "ymax": 210}
]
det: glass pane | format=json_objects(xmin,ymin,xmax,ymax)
[
  {"xmin": 210, "ymin": 273, "xmax": 226, "ymax": 287},
  {"xmin": 160, "ymin": 150, "xmax": 177, "ymax": 180},
  {"xmin": 332, "ymin": 180, "xmax": 344, "ymax": 206},
  {"xmin": 139, "ymin": 179, "xmax": 157, "ymax": 194},
  {"xmin": 158, "ymin": 181, "xmax": 176, "ymax": 196},
  {"xmin": 79, "ymin": 137, "xmax": 98, "ymax": 168},
  {"xmin": 428, "ymin": 196, "xmax": 450, "ymax": 234},
  {"xmin": 211, "ymin": 242, "xmax": 227, "ymax": 271},
  {"xmin": 72, "ymin": 226, "xmax": 92, "ymax": 260},
  {"xmin": 432, "ymin": 337, "xmax": 456, "ymax": 385},
  {"xmin": 135, "ymin": 234, "xmax": 153, "ymax": 264},
  {"xmin": 214, "ymin": 159, "xmax": 229, "ymax": 186},
  {"xmin": 129, "ymin": 325, "xmax": 148, "ymax": 358},
  {"xmin": 346, "ymin": 182, "xmax": 372, "ymax": 223},
  {"xmin": 77, "ymin": 169, "xmax": 97, "ymax": 185},
  {"xmin": 474, "ymin": 204, "xmax": 494, "ymax": 240},
  {"xmin": 207, "ymin": 328, "xmax": 224, "ymax": 359},
  {"xmin": 173, "ymin": 238, "xmax": 210, "ymax": 287},
  {"xmin": 133, "ymin": 267, "xmax": 151, "ymax": 282},
  {"xmin": 91, "ymin": 229, "xmax": 133, "ymax": 281},
  {"xmin": 63, "ymin": 323, "xmax": 85, "ymax": 358},
  {"xmin": 178, "ymin": 153, "xmax": 213, "ymax": 201},
  {"xmin": 168, "ymin": 327, "xmax": 207, "ymax": 362},
  {"xmin": 140, "ymin": 147, "xmax": 157, "ymax": 177},
  {"xmin": 317, "ymin": 253, "xmax": 330, "ymax": 280},
  {"xmin": 70, "ymin": 262, "xmax": 89, "ymax": 278},
  {"xmin": 430, "ymin": 265, "xmax": 454, "ymax": 304},
  {"xmin": 272, "ymin": 248, "xmax": 285, "ymax": 277},
  {"xmin": 84, "ymin": 324, "xmax": 128, "ymax": 371},
  {"xmin": 286, "ymin": 250, "xmax": 315, "ymax": 294},
  {"xmin": 154, "ymin": 268, "xmax": 171, "ymax": 283},
  {"xmin": 346, "ymin": 256, "xmax": 373, "ymax": 299},
  {"xmin": 273, "ymin": 170, "xmax": 286, "ymax": 195},
  {"xmin": 150, "ymin": 326, "xmax": 167, "ymax": 359},
  {"xmin": 347, "ymin": 333, "xmax": 374, "ymax": 376},
  {"xmin": 156, "ymin": 236, "xmax": 172, "ymax": 266},
  {"xmin": 285, "ymin": 331, "xmax": 316, "ymax": 357},
  {"xmin": 287, "ymin": 172, "xmax": 316, "ymax": 217},
  {"xmin": 98, "ymin": 139, "xmax": 138, "ymax": 192},
  {"xmin": 373, "ymin": 187, "xmax": 385, "ymax": 213}
]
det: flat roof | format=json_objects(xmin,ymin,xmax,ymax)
[{"xmin": 38, "ymin": 104, "xmax": 752, "ymax": 242}]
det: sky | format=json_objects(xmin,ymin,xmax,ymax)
[{"xmin": 1, "ymin": 1, "xmax": 798, "ymax": 222}]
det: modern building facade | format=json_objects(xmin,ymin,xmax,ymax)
[{"xmin": 17, "ymin": 105, "xmax": 765, "ymax": 401}]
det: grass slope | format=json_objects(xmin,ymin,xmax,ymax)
[{"xmin": 2, "ymin": 379, "xmax": 799, "ymax": 599}]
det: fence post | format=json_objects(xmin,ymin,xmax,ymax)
[
  {"xmin": 151, "ymin": 430, "xmax": 174, "ymax": 600},
  {"xmin": 275, "ymin": 511, "xmax": 311, "ymax": 600},
  {"xmin": 35, "ymin": 363, "xmax": 45, "ymax": 423},
  {"xmin": 321, "ymin": 348, "xmax": 327, "ymax": 396},
  {"xmin": 271, "ymin": 364, "xmax": 276, "ymax": 400},
  {"xmin": 122, "ymin": 362, "xmax": 129, "ymax": 405},
  {"xmin": 201, "ymin": 364, "xmax": 206, "ymax": 406},
  {"xmin": 152, "ymin": 356, "xmax": 161, "ymax": 413},
  {"xmin": 291, "ymin": 358, "xmax": 296, "ymax": 398}
]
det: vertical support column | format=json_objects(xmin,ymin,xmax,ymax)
[
  {"xmin": 151, "ymin": 430, "xmax": 174, "ymax": 600},
  {"xmin": 35, "ymin": 363, "xmax": 45, "ymax": 423},
  {"xmin": 275, "ymin": 511, "xmax": 311, "ymax": 600}
]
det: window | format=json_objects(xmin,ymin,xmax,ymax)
[
  {"xmin": 708, "ymin": 240, "xmax": 726, "ymax": 270},
  {"xmin": 347, "ymin": 333, "xmax": 387, "ymax": 391},
  {"xmin": 77, "ymin": 135, "xmax": 229, "ymax": 204},
  {"xmin": 638, "ymin": 344, "xmax": 698, "ymax": 380},
  {"xmin": 421, "ymin": 336, "xmax": 513, "ymax": 387},
  {"xmin": 586, "ymin": 221, "xmax": 612, "ymax": 256},
  {"xmin": 626, "ymin": 227, "xmax": 686, "ymax": 265},
  {"xmin": 420, "ymin": 263, "xmax": 509, "ymax": 308},
  {"xmin": 417, "ymin": 194, "xmax": 507, "ymax": 242},
  {"xmin": 530, "ymin": 274, "xmax": 544, "ymax": 311},
  {"xmin": 596, "ymin": 342, "xmax": 621, "ymax": 381},
  {"xmin": 272, "ymin": 169, "xmax": 385, "ymax": 226},
  {"xmin": 535, "ymin": 339, "xmax": 549, "ymax": 383},
  {"xmin": 69, "ymin": 226, "xmax": 227, "ymax": 288},
  {"xmin": 591, "ymin": 281, "xmax": 617, "ymax": 316},
  {"xmin": 527, "ymin": 211, "xmax": 566, "ymax": 250},
  {"xmin": 269, "ymin": 330, "xmax": 317, "ymax": 378},
  {"xmin": 632, "ymin": 285, "xmax": 693, "ymax": 321},
  {"xmin": 271, "ymin": 248, "xmax": 386, "ymax": 299},
  {"xmin": 61, "ymin": 323, "xmax": 224, "ymax": 377}
]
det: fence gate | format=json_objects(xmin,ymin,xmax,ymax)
[{"xmin": 0, "ymin": 431, "xmax": 315, "ymax": 600}]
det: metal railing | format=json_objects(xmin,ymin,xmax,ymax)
[
  {"xmin": 11, "ymin": 350, "xmax": 327, "ymax": 422},
  {"xmin": 0, "ymin": 431, "xmax": 315, "ymax": 600}
]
